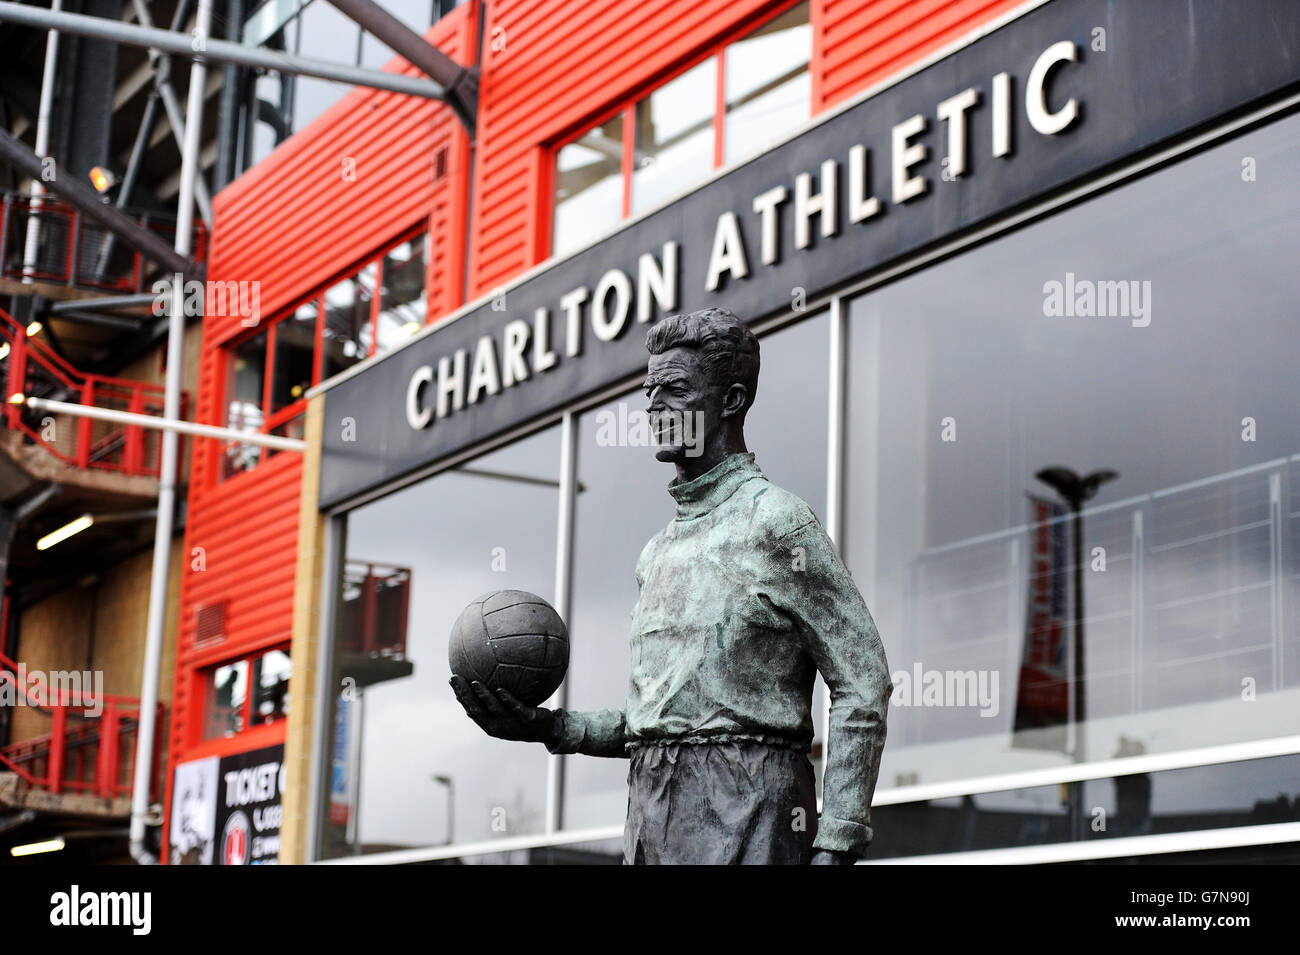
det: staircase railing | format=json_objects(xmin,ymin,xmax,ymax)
[
  {"xmin": 0, "ymin": 306, "xmax": 188, "ymax": 478},
  {"xmin": 0, "ymin": 650, "xmax": 163, "ymax": 802}
]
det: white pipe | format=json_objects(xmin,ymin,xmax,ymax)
[
  {"xmin": 21, "ymin": 0, "xmax": 61, "ymax": 283},
  {"xmin": 22, "ymin": 396, "xmax": 306, "ymax": 451},
  {"xmin": 129, "ymin": 0, "xmax": 212, "ymax": 866}
]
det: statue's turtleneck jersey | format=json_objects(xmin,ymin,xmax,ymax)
[{"xmin": 548, "ymin": 452, "xmax": 892, "ymax": 856}]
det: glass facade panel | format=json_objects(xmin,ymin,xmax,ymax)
[
  {"xmin": 870, "ymin": 754, "xmax": 1300, "ymax": 858},
  {"xmin": 322, "ymin": 265, "xmax": 374, "ymax": 377},
  {"xmin": 724, "ymin": 1, "xmax": 811, "ymax": 164},
  {"xmin": 202, "ymin": 661, "xmax": 248, "ymax": 740},
  {"xmin": 375, "ymin": 236, "xmax": 428, "ymax": 355},
  {"xmin": 844, "ymin": 113, "xmax": 1300, "ymax": 792},
  {"xmin": 552, "ymin": 114, "xmax": 625, "ymax": 259},
  {"xmin": 631, "ymin": 59, "xmax": 715, "ymax": 215},
  {"xmin": 270, "ymin": 301, "xmax": 317, "ymax": 412},
  {"xmin": 223, "ymin": 331, "xmax": 268, "ymax": 477},
  {"xmin": 322, "ymin": 426, "xmax": 561, "ymax": 859}
]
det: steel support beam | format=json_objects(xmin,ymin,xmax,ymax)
[
  {"xmin": 325, "ymin": 0, "xmax": 477, "ymax": 133},
  {"xmin": 49, "ymin": 292, "xmax": 159, "ymax": 314},
  {"xmin": 0, "ymin": 129, "xmax": 194, "ymax": 278},
  {"xmin": 130, "ymin": 0, "xmax": 213, "ymax": 227},
  {"xmin": 0, "ymin": 1, "xmax": 449, "ymax": 100}
]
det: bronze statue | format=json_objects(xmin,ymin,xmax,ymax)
[{"xmin": 451, "ymin": 307, "xmax": 892, "ymax": 865}]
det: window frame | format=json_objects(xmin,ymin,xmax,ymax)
[
  {"xmin": 545, "ymin": 0, "xmax": 810, "ymax": 259},
  {"xmin": 217, "ymin": 223, "xmax": 429, "ymax": 483}
]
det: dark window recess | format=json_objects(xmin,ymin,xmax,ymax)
[{"xmin": 434, "ymin": 147, "xmax": 448, "ymax": 181}]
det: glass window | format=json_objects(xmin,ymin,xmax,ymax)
[
  {"xmin": 223, "ymin": 331, "xmax": 268, "ymax": 478},
  {"xmin": 843, "ymin": 113, "xmax": 1300, "ymax": 791},
  {"xmin": 322, "ymin": 265, "xmax": 374, "ymax": 377},
  {"xmin": 252, "ymin": 649, "xmax": 292, "ymax": 725},
  {"xmin": 270, "ymin": 301, "xmax": 317, "ymax": 412},
  {"xmin": 552, "ymin": 114, "xmax": 625, "ymax": 259},
  {"xmin": 375, "ymin": 235, "xmax": 428, "ymax": 355},
  {"xmin": 724, "ymin": 1, "xmax": 811, "ymax": 164},
  {"xmin": 322, "ymin": 425, "xmax": 562, "ymax": 860},
  {"xmin": 631, "ymin": 59, "xmax": 716, "ymax": 215},
  {"xmin": 562, "ymin": 312, "xmax": 831, "ymax": 830},
  {"xmin": 202, "ymin": 661, "xmax": 248, "ymax": 740}
]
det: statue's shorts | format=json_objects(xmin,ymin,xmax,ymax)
[{"xmin": 623, "ymin": 738, "xmax": 818, "ymax": 865}]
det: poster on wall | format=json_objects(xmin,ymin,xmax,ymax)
[
  {"xmin": 214, "ymin": 744, "xmax": 286, "ymax": 865},
  {"xmin": 170, "ymin": 743, "xmax": 285, "ymax": 865},
  {"xmin": 169, "ymin": 755, "xmax": 219, "ymax": 865}
]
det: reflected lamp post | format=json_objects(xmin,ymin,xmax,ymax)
[
  {"xmin": 432, "ymin": 773, "xmax": 454, "ymax": 846},
  {"xmin": 1035, "ymin": 465, "xmax": 1118, "ymax": 842}
]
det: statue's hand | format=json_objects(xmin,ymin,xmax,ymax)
[
  {"xmin": 449, "ymin": 676, "xmax": 558, "ymax": 745},
  {"xmin": 810, "ymin": 849, "xmax": 858, "ymax": 865}
]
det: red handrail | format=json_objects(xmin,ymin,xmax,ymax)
[
  {"xmin": 0, "ymin": 305, "xmax": 189, "ymax": 479},
  {"xmin": 0, "ymin": 650, "xmax": 164, "ymax": 800}
]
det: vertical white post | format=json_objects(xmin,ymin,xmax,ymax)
[
  {"xmin": 546, "ymin": 411, "xmax": 579, "ymax": 834},
  {"xmin": 821, "ymin": 297, "xmax": 847, "ymax": 789},
  {"xmin": 21, "ymin": 0, "xmax": 61, "ymax": 283},
  {"xmin": 130, "ymin": 0, "xmax": 211, "ymax": 864}
]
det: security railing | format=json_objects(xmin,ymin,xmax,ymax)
[
  {"xmin": 0, "ymin": 305, "xmax": 188, "ymax": 478},
  {"xmin": 0, "ymin": 188, "xmax": 205, "ymax": 292},
  {"xmin": 0, "ymin": 650, "xmax": 164, "ymax": 802}
]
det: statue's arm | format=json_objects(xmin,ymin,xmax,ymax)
[
  {"xmin": 780, "ymin": 520, "xmax": 893, "ymax": 858},
  {"xmin": 545, "ymin": 707, "xmax": 629, "ymax": 758}
]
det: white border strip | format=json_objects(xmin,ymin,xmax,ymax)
[
  {"xmin": 872, "ymin": 734, "xmax": 1300, "ymax": 806},
  {"xmin": 315, "ymin": 823, "xmax": 625, "ymax": 865},
  {"xmin": 866, "ymin": 821, "xmax": 1300, "ymax": 865}
]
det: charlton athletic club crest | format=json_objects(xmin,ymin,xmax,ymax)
[{"xmin": 222, "ymin": 810, "xmax": 251, "ymax": 866}]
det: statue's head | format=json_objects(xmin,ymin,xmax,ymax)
[{"xmin": 644, "ymin": 307, "xmax": 759, "ymax": 468}]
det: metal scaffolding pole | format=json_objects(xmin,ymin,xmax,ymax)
[
  {"xmin": 131, "ymin": 0, "xmax": 213, "ymax": 227},
  {"xmin": 0, "ymin": 130, "xmax": 194, "ymax": 277},
  {"xmin": 21, "ymin": 396, "xmax": 307, "ymax": 451},
  {"xmin": 0, "ymin": 1, "xmax": 449, "ymax": 100},
  {"xmin": 20, "ymin": 0, "xmax": 61, "ymax": 285},
  {"xmin": 128, "ymin": 0, "xmax": 212, "ymax": 867}
]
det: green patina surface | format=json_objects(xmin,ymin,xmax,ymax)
[{"xmin": 550, "ymin": 451, "xmax": 892, "ymax": 855}]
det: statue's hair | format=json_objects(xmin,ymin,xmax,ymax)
[{"xmin": 645, "ymin": 307, "xmax": 760, "ymax": 413}]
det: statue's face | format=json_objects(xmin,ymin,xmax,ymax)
[{"xmin": 644, "ymin": 346, "xmax": 720, "ymax": 462}]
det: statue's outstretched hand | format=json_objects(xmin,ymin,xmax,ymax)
[{"xmin": 449, "ymin": 676, "xmax": 558, "ymax": 745}]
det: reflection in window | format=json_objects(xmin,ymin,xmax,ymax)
[
  {"xmin": 252, "ymin": 649, "xmax": 292, "ymax": 724},
  {"xmin": 632, "ymin": 59, "xmax": 715, "ymax": 215},
  {"xmin": 322, "ymin": 266, "xmax": 374, "ymax": 378},
  {"xmin": 321, "ymin": 426, "xmax": 561, "ymax": 859},
  {"xmin": 224, "ymin": 331, "xmax": 267, "ymax": 478},
  {"xmin": 552, "ymin": 114, "xmax": 624, "ymax": 259},
  {"xmin": 844, "ymin": 113, "xmax": 1300, "ymax": 790},
  {"xmin": 202, "ymin": 661, "xmax": 248, "ymax": 740},
  {"xmin": 724, "ymin": 1, "xmax": 811, "ymax": 164},
  {"xmin": 376, "ymin": 236, "xmax": 427, "ymax": 354},
  {"xmin": 270, "ymin": 301, "xmax": 317, "ymax": 412}
]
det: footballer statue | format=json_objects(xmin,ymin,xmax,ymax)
[{"xmin": 450, "ymin": 306, "xmax": 892, "ymax": 865}]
